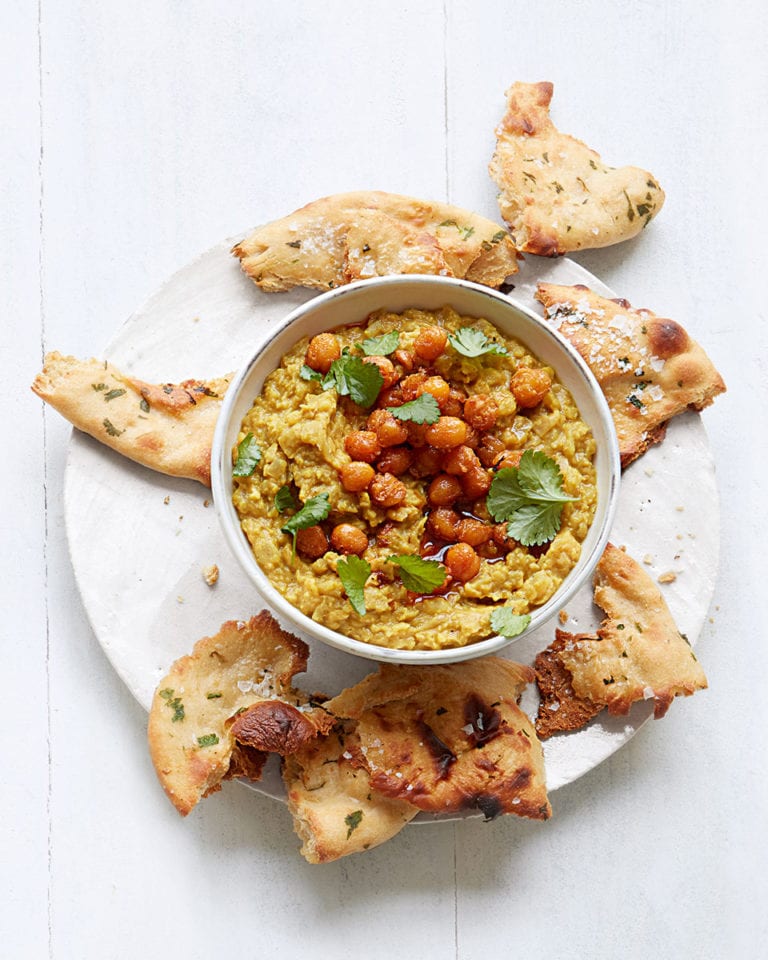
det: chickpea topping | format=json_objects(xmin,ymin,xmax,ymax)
[
  {"xmin": 428, "ymin": 507, "xmax": 461, "ymax": 542},
  {"xmin": 367, "ymin": 408, "xmax": 409, "ymax": 447},
  {"xmin": 339, "ymin": 461, "xmax": 375, "ymax": 492},
  {"xmin": 377, "ymin": 446, "xmax": 413, "ymax": 476},
  {"xmin": 464, "ymin": 394, "xmax": 499, "ymax": 431},
  {"xmin": 295, "ymin": 525, "xmax": 329, "ymax": 560},
  {"xmin": 441, "ymin": 387, "xmax": 466, "ymax": 417},
  {"xmin": 413, "ymin": 325, "xmax": 448, "ymax": 361},
  {"xmin": 461, "ymin": 466, "xmax": 491, "ymax": 499},
  {"xmin": 417, "ymin": 376, "xmax": 451, "ymax": 406},
  {"xmin": 427, "ymin": 473, "xmax": 462, "ymax": 507},
  {"xmin": 400, "ymin": 371, "xmax": 429, "ymax": 402},
  {"xmin": 477, "ymin": 435, "xmax": 506, "ymax": 468},
  {"xmin": 445, "ymin": 542, "xmax": 481, "ymax": 582},
  {"xmin": 362, "ymin": 355, "xmax": 398, "ymax": 389},
  {"xmin": 409, "ymin": 445, "xmax": 443, "ymax": 478},
  {"xmin": 443, "ymin": 444, "xmax": 481, "ymax": 476},
  {"xmin": 393, "ymin": 348, "xmax": 415, "ymax": 371},
  {"xmin": 511, "ymin": 367, "xmax": 552, "ymax": 409},
  {"xmin": 492, "ymin": 523, "xmax": 515, "ymax": 551},
  {"xmin": 497, "ymin": 449, "xmax": 524, "ymax": 471},
  {"xmin": 406, "ymin": 421, "xmax": 431, "ymax": 449},
  {"xmin": 425, "ymin": 416, "xmax": 468, "ymax": 449},
  {"xmin": 456, "ymin": 518, "xmax": 492, "ymax": 547},
  {"xmin": 330, "ymin": 523, "xmax": 368, "ymax": 555},
  {"xmin": 305, "ymin": 333, "xmax": 340, "ymax": 374},
  {"xmin": 377, "ymin": 384, "xmax": 404, "ymax": 408},
  {"xmin": 344, "ymin": 430, "xmax": 382, "ymax": 463},
  {"xmin": 369, "ymin": 472, "xmax": 407, "ymax": 508}
]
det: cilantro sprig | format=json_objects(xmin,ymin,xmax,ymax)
[
  {"xmin": 387, "ymin": 554, "xmax": 446, "ymax": 594},
  {"xmin": 490, "ymin": 608, "xmax": 531, "ymax": 638},
  {"xmin": 275, "ymin": 484, "xmax": 299, "ymax": 514},
  {"xmin": 358, "ymin": 331, "xmax": 400, "ymax": 356},
  {"xmin": 486, "ymin": 450, "xmax": 577, "ymax": 547},
  {"xmin": 301, "ymin": 348, "xmax": 383, "ymax": 408},
  {"xmin": 387, "ymin": 393, "xmax": 440, "ymax": 425},
  {"xmin": 448, "ymin": 327, "xmax": 508, "ymax": 358},
  {"xmin": 280, "ymin": 493, "xmax": 331, "ymax": 556},
  {"xmin": 233, "ymin": 433, "xmax": 262, "ymax": 477},
  {"xmin": 337, "ymin": 555, "xmax": 371, "ymax": 616}
]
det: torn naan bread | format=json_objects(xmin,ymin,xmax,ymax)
[
  {"xmin": 489, "ymin": 81, "xmax": 665, "ymax": 255},
  {"xmin": 232, "ymin": 191, "xmax": 518, "ymax": 292},
  {"xmin": 536, "ymin": 283, "xmax": 726, "ymax": 467},
  {"xmin": 283, "ymin": 721, "xmax": 417, "ymax": 864},
  {"xmin": 534, "ymin": 544, "xmax": 707, "ymax": 737},
  {"xmin": 326, "ymin": 659, "xmax": 551, "ymax": 821},
  {"xmin": 32, "ymin": 352, "xmax": 231, "ymax": 485},
  {"xmin": 148, "ymin": 612, "xmax": 313, "ymax": 816}
]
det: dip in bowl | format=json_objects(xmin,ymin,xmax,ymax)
[{"xmin": 212, "ymin": 276, "xmax": 620, "ymax": 664}]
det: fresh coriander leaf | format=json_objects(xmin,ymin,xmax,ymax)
[
  {"xmin": 490, "ymin": 608, "xmax": 531, "ymax": 638},
  {"xmin": 387, "ymin": 393, "xmax": 440, "ymax": 425},
  {"xmin": 197, "ymin": 733, "xmax": 220, "ymax": 747},
  {"xmin": 359, "ymin": 331, "xmax": 400, "ymax": 356},
  {"xmin": 448, "ymin": 327, "xmax": 508, "ymax": 358},
  {"xmin": 280, "ymin": 493, "xmax": 331, "ymax": 539},
  {"xmin": 337, "ymin": 555, "xmax": 371, "ymax": 616},
  {"xmin": 486, "ymin": 451, "xmax": 576, "ymax": 547},
  {"xmin": 300, "ymin": 363, "xmax": 324, "ymax": 383},
  {"xmin": 275, "ymin": 484, "xmax": 298, "ymax": 514},
  {"xmin": 232, "ymin": 432, "xmax": 262, "ymax": 477},
  {"xmin": 328, "ymin": 354, "xmax": 383, "ymax": 407},
  {"xmin": 387, "ymin": 554, "xmax": 447, "ymax": 594},
  {"xmin": 345, "ymin": 809, "xmax": 363, "ymax": 839}
]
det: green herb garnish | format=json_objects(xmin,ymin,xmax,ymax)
[
  {"xmin": 104, "ymin": 388, "xmax": 126, "ymax": 401},
  {"xmin": 386, "ymin": 554, "xmax": 447, "ymax": 594},
  {"xmin": 336, "ymin": 555, "xmax": 371, "ymax": 616},
  {"xmin": 139, "ymin": 397, "xmax": 150, "ymax": 413},
  {"xmin": 327, "ymin": 352, "xmax": 383, "ymax": 408},
  {"xmin": 448, "ymin": 327, "xmax": 508, "ymax": 358},
  {"xmin": 206, "ymin": 692, "xmax": 223, "ymax": 699},
  {"xmin": 486, "ymin": 450, "xmax": 577, "ymax": 547},
  {"xmin": 233, "ymin": 432, "xmax": 262, "ymax": 477},
  {"xmin": 197, "ymin": 733, "xmax": 220, "ymax": 747},
  {"xmin": 490, "ymin": 608, "xmax": 531, "ymax": 638},
  {"xmin": 281, "ymin": 493, "xmax": 331, "ymax": 555},
  {"xmin": 387, "ymin": 393, "xmax": 440, "ymax": 425},
  {"xmin": 345, "ymin": 809, "xmax": 363, "ymax": 839},
  {"xmin": 275, "ymin": 484, "xmax": 299, "ymax": 514},
  {"xmin": 103, "ymin": 418, "xmax": 123, "ymax": 437},
  {"xmin": 359, "ymin": 331, "xmax": 400, "ymax": 356}
]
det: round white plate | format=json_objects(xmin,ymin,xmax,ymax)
[{"xmin": 63, "ymin": 240, "xmax": 718, "ymax": 803}]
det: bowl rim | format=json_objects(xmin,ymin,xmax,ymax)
[{"xmin": 211, "ymin": 274, "xmax": 621, "ymax": 664}]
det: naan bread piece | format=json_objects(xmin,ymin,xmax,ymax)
[
  {"xmin": 147, "ymin": 612, "xmax": 311, "ymax": 816},
  {"xmin": 534, "ymin": 632, "xmax": 603, "ymax": 739},
  {"xmin": 536, "ymin": 283, "xmax": 726, "ymax": 467},
  {"xmin": 283, "ymin": 721, "xmax": 417, "ymax": 864},
  {"xmin": 31, "ymin": 352, "xmax": 231, "ymax": 485},
  {"xmin": 326, "ymin": 659, "xmax": 551, "ymax": 821},
  {"xmin": 489, "ymin": 81, "xmax": 665, "ymax": 255},
  {"xmin": 232, "ymin": 191, "xmax": 518, "ymax": 292},
  {"xmin": 534, "ymin": 544, "xmax": 707, "ymax": 737}
]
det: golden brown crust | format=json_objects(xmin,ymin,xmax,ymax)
[
  {"xmin": 232, "ymin": 191, "xmax": 518, "ymax": 292},
  {"xmin": 283, "ymin": 721, "xmax": 417, "ymax": 864},
  {"xmin": 535, "ymin": 283, "xmax": 726, "ymax": 466},
  {"xmin": 31, "ymin": 352, "xmax": 232, "ymax": 485},
  {"xmin": 147, "ymin": 612, "xmax": 310, "ymax": 816},
  {"xmin": 231, "ymin": 700, "xmax": 334, "ymax": 754},
  {"xmin": 534, "ymin": 632, "xmax": 603, "ymax": 738},
  {"xmin": 534, "ymin": 544, "xmax": 707, "ymax": 736},
  {"xmin": 489, "ymin": 82, "xmax": 665, "ymax": 255},
  {"xmin": 326, "ymin": 659, "xmax": 550, "ymax": 821}
]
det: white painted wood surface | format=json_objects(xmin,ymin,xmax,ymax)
[{"xmin": 4, "ymin": 1, "xmax": 766, "ymax": 956}]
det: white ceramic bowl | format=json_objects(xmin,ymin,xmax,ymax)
[{"xmin": 212, "ymin": 275, "xmax": 620, "ymax": 664}]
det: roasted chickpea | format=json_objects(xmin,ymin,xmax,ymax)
[
  {"xmin": 344, "ymin": 431, "xmax": 382, "ymax": 463},
  {"xmin": 393, "ymin": 348, "xmax": 415, "ymax": 371},
  {"xmin": 463, "ymin": 425, "xmax": 480, "ymax": 449},
  {"xmin": 443, "ymin": 444, "xmax": 481, "ymax": 476},
  {"xmin": 428, "ymin": 507, "xmax": 461, "ymax": 542},
  {"xmin": 377, "ymin": 384, "xmax": 404, "ymax": 408},
  {"xmin": 339, "ymin": 461, "xmax": 375, "ymax": 492},
  {"xmin": 464, "ymin": 394, "xmax": 499, "ymax": 431},
  {"xmin": 445, "ymin": 542, "xmax": 481, "ymax": 582},
  {"xmin": 497, "ymin": 449, "xmax": 524, "ymax": 471},
  {"xmin": 295, "ymin": 525, "xmax": 329, "ymax": 560},
  {"xmin": 416, "ymin": 376, "xmax": 451, "ymax": 406},
  {"xmin": 511, "ymin": 367, "xmax": 552, "ymax": 409},
  {"xmin": 456, "ymin": 518, "xmax": 492, "ymax": 547},
  {"xmin": 362, "ymin": 355, "xmax": 398, "ymax": 389},
  {"xmin": 400, "ymin": 372, "xmax": 429, "ymax": 402},
  {"xmin": 305, "ymin": 333, "xmax": 340, "ymax": 374},
  {"xmin": 369, "ymin": 472, "xmax": 407, "ymax": 508},
  {"xmin": 477, "ymin": 435, "xmax": 506, "ymax": 468},
  {"xmin": 441, "ymin": 387, "xmax": 466, "ymax": 417},
  {"xmin": 406, "ymin": 421, "xmax": 431, "ymax": 449},
  {"xmin": 330, "ymin": 523, "xmax": 368, "ymax": 555},
  {"xmin": 367, "ymin": 408, "xmax": 408, "ymax": 447},
  {"xmin": 413, "ymin": 325, "xmax": 448, "ymax": 361},
  {"xmin": 427, "ymin": 473, "xmax": 462, "ymax": 507},
  {"xmin": 425, "ymin": 416, "xmax": 468, "ymax": 449},
  {"xmin": 376, "ymin": 446, "xmax": 413, "ymax": 476},
  {"xmin": 461, "ymin": 466, "xmax": 492, "ymax": 499},
  {"xmin": 409, "ymin": 445, "xmax": 443, "ymax": 478},
  {"xmin": 492, "ymin": 523, "xmax": 515, "ymax": 552}
]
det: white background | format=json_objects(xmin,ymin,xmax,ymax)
[{"xmin": 4, "ymin": 1, "xmax": 766, "ymax": 957}]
